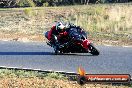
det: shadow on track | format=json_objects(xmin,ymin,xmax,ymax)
[
  {"xmin": 0, "ymin": 52, "xmax": 54, "ymax": 55},
  {"xmin": 0, "ymin": 52, "xmax": 96, "ymax": 56}
]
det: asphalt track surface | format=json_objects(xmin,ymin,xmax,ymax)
[{"xmin": 0, "ymin": 41, "xmax": 132, "ymax": 75}]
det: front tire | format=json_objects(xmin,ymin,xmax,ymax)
[{"xmin": 88, "ymin": 43, "xmax": 99, "ymax": 55}]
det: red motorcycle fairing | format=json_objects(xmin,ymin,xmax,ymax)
[{"xmin": 82, "ymin": 39, "xmax": 91, "ymax": 49}]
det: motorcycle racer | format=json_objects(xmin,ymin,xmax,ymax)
[
  {"xmin": 45, "ymin": 21, "xmax": 68, "ymax": 50},
  {"xmin": 45, "ymin": 21, "xmax": 99, "ymax": 55}
]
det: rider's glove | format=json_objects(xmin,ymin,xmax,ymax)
[
  {"xmin": 59, "ymin": 31, "xmax": 68, "ymax": 36},
  {"xmin": 63, "ymin": 31, "xmax": 68, "ymax": 36}
]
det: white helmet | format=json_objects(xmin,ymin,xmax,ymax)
[{"xmin": 56, "ymin": 22, "xmax": 65, "ymax": 32}]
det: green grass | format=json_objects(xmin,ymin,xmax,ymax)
[
  {"xmin": 0, "ymin": 68, "xmax": 66, "ymax": 80},
  {"xmin": 0, "ymin": 68, "xmax": 131, "ymax": 88}
]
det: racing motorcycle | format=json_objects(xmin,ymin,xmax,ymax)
[{"xmin": 46, "ymin": 23, "xmax": 100, "ymax": 55}]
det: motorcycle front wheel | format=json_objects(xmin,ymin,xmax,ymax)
[{"xmin": 88, "ymin": 43, "xmax": 99, "ymax": 55}]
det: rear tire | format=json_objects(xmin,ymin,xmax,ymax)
[
  {"xmin": 54, "ymin": 50, "xmax": 63, "ymax": 55},
  {"xmin": 54, "ymin": 45, "xmax": 64, "ymax": 55},
  {"xmin": 88, "ymin": 43, "xmax": 99, "ymax": 55},
  {"xmin": 55, "ymin": 50, "xmax": 60, "ymax": 55},
  {"xmin": 54, "ymin": 46, "xmax": 60, "ymax": 55}
]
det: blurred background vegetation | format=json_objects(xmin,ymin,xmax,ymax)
[
  {"xmin": 0, "ymin": 0, "xmax": 132, "ymax": 7},
  {"xmin": 0, "ymin": 0, "xmax": 132, "ymax": 45},
  {"xmin": 0, "ymin": 5, "xmax": 132, "ymax": 45}
]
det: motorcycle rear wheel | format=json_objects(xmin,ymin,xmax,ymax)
[
  {"xmin": 54, "ymin": 46, "xmax": 60, "ymax": 55},
  {"xmin": 54, "ymin": 46, "xmax": 64, "ymax": 55}
]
